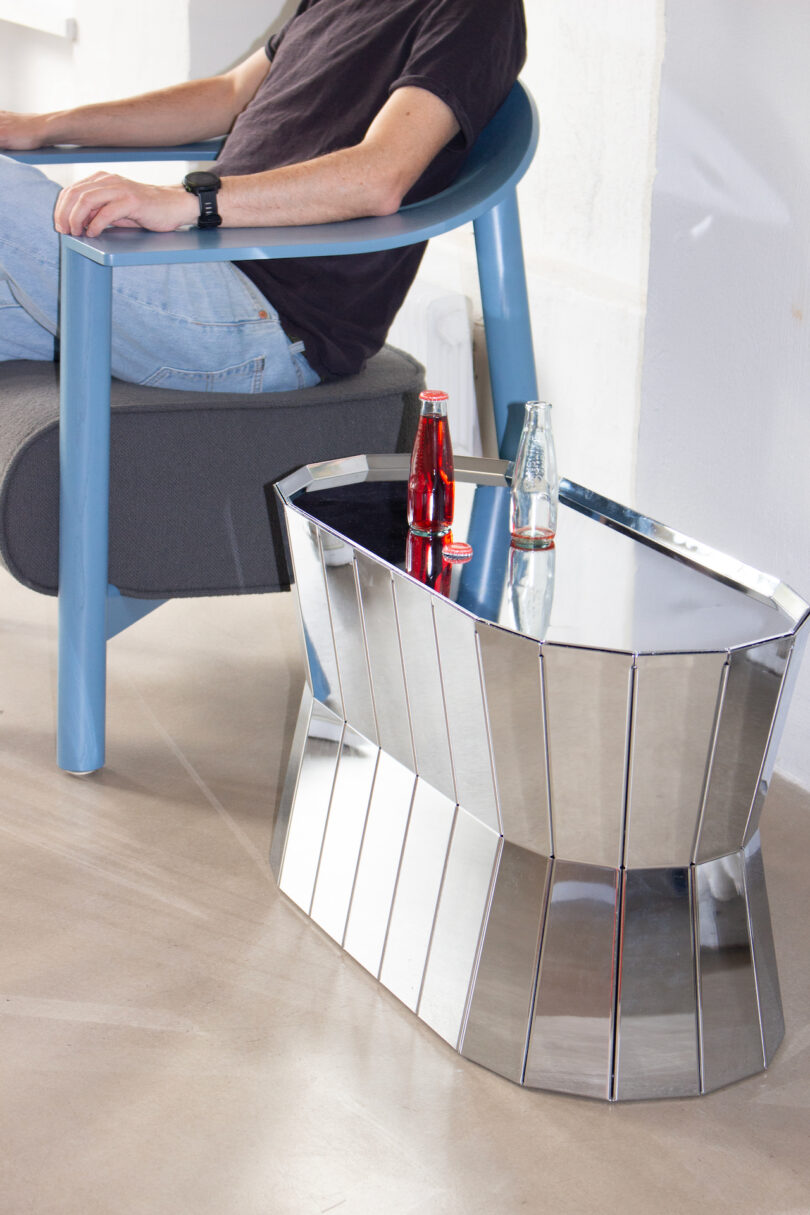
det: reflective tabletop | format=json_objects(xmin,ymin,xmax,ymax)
[{"xmin": 282, "ymin": 456, "xmax": 807, "ymax": 654}]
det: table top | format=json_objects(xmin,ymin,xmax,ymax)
[{"xmin": 278, "ymin": 456, "xmax": 807, "ymax": 655}]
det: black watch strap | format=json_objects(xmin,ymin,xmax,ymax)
[
  {"xmin": 183, "ymin": 172, "xmax": 222, "ymax": 229},
  {"xmin": 195, "ymin": 187, "xmax": 221, "ymax": 229}
]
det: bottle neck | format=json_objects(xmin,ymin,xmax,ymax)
[
  {"xmin": 524, "ymin": 401, "xmax": 552, "ymax": 427},
  {"xmin": 419, "ymin": 391, "xmax": 449, "ymax": 419}
]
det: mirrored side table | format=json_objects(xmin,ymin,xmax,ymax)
[{"xmin": 271, "ymin": 455, "xmax": 809, "ymax": 1101}]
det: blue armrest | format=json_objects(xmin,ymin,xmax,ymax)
[{"xmin": 9, "ymin": 138, "xmax": 225, "ymax": 165}]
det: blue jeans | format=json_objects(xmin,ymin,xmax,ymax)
[{"xmin": 0, "ymin": 156, "xmax": 320, "ymax": 392}]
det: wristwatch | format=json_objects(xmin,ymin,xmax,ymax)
[{"xmin": 183, "ymin": 170, "xmax": 222, "ymax": 229}]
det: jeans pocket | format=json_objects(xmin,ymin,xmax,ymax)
[{"xmin": 141, "ymin": 355, "xmax": 266, "ymax": 393}]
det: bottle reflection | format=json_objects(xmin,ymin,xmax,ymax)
[
  {"xmin": 508, "ymin": 542, "xmax": 556, "ymax": 638},
  {"xmin": 406, "ymin": 530, "xmax": 452, "ymax": 597}
]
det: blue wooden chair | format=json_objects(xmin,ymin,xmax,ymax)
[{"xmin": 6, "ymin": 80, "xmax": 539, "ymax": 773}]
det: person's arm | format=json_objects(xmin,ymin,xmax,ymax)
[
  {"xmin": 0, "ymin": 47, "xmax": 270, "ymax": 151},
  {"xmin": 52, "ymin": 86, "xmax": 461, "ymax": 237}
]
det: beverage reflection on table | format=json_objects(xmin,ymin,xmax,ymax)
[
  {"xmin": 405, "ymin": 530, "xmax": 453, "ymax": 597},
  {"xmin": 508, "ymin": 542, "xmax": 557, "ymax": 639}
]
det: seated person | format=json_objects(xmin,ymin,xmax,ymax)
[{"xmin": 0, "ymin": 0, "xmax": 526, "ymax": 393}]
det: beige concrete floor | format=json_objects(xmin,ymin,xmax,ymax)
[{"xmin": 1, "ymin": 567, "xmax": 810, "ymax": 1215}]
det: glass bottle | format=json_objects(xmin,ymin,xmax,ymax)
[
  {"xmin": 509, "ymin": 401, "xmax": 558, "ymax": 549},
  {"xmin": 407, "ymin": 390, "xmax": 454, "ymax": 537}
]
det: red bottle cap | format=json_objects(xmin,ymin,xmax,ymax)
[
  {"xmin": 443, "ymin": 541, "xmax": 473, "ymax": 562},
  {"xmin": 419, "ymin": 390, "xmax": 449, "ymax": 402}
]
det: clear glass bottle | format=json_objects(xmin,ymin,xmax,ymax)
[
  {"xmin": 407, "ymin": 390, "xmax": 454, "ymax": 537},
  {"xmin": 509, "ymin": 401, "xmax": 558, "ymax": 549}
]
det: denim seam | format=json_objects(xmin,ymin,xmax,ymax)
[{"xmin": 140, "ymin": 354, "xmax": 267, "ymax": 391}]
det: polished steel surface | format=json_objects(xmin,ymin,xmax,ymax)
[
  {"xmin": 543, "ymin": 646, "xmax": 633, "ymax": 869},
  {"xmin": 525, "ymin": 860, "xmax": 620, "ymax": 1100},
  {"xmin": 743, "ymin": 831, "xmax": 785, "ymax": 1063},
  {"xmin": 744, "ymin": 632, "xmax": 807, "ymax": 848},
  {"xmin": 284, "ymin": 510, "xmax": 342, "ymax": 719},
  {"xmin": 342, "ymin": 750, "xmax": 415, "ymax": 977},
  {"xmin": 697, "ymin": 637, "xmax": 791, "ymax": 862},
  {"xmin": 392, "ymin": 569, "xmax": 456, "ymax": 799},
  {"xmin": 354, "ymin": 552, "xmax": 415, "ymax": 771},
  {"xmin": 418, "ymin": 808, "xmax": 501, "ymax": 1048},
  {"xmin": 695, "ymin": 850, "xmax": 765, "ymax": 1092},
  {"xmin": 310, "ymin": 725, "xmax": 378, "ymax": 945},
  {"xmin": 270, "ymin": 687, "xmax": 315, "ymax": 882},
  {"xmin": 614, "ymin": 868, "xmax": 700, "ymax": 1101},
  {"xmin": 432, "ymin": 599, "xmax": 501, "ymax": 834},
  {"xmin": 278, "ymin": 456, "xmax": 809, "ymax": 652},
  {"xmin": 477, "ymin": 624, "xmax": 551, "ymax": 856},
  {"xmin": 319, "ymin": 535, "xmax": 377, "ymax": 744},
  {"xmin": 276, "ymin": 699, "xmax": 343, "ymax": 914},
  {"xmin": 273, "ymin": 456, "xmax": 809, "ymax": 1101},
  {"xmin": 626, "ymin": 652, "xmax": 726, "ymax": 868},
  {"xmin": 379, "ymin": 779, "xmax": 457, "ymax": 1011},
  {"xmin": 461, "ymin": 844, "xmax": 550, "ymax": 1084}
]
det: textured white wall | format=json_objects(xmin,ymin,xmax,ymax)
[{"xmin": 637, "ymin": 0, "xmax": 810, "ymax": 788}]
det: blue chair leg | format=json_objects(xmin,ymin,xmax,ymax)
[
  {"xmin": 57, "ymin": 243, "xmax": 113, "ymax": 773},
  {"xmin": 459, "ymin": 191, "xmax": 538, "ymax": 618},
  {"xmin": 474, "ymin": 189, "xmax": 539, "ymax": 458}
]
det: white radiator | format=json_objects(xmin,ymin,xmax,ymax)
[{"xmin": 388, "ymin": 279, "xmax": 482, "ymax": 456}]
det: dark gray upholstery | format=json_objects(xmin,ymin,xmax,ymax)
[{"xmin": 0, "ymin": 347, "xmax": 422, "ymax": 598}]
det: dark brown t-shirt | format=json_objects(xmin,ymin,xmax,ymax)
[{"xmin": 216, "ymin": 0, "xmax": 527, "ymax": 379}]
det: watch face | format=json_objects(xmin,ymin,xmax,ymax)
[{"xmin": 184, "ymin": 170, "xmax": 221, "ymax": 192}]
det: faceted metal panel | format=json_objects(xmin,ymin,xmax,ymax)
[
  {"xmin": 284, "ymin": 509, "xmax": 342, "ymax": 719},
  {"xmin": 353, "ymin": 552, "xmax": 415, "ymax": 771},
  {"xmin": 432, "ymin": 597, "xmax": 500, "ymax": 834},
  {"xmin": 270, "ymin": 688, "xmax": 315, "ymax": 881},
  {"xmin": 477, "ymin": 624, "xmax": 552, "ymax": 856},
  {"xmin": 320, "ymin": 539, "xmax": 377, "ymax": 744},
  {"xmin": 379, "ymin": 779, "xmax": 457, "ymax": 1011},
  {"xmin": 744, "ymin": 634, "xmax": 803, "ymax": 847},
  {"xmin": 743, "ymin": 831, "xmax": 784, "ymax": 1062},
  {"xmin": 310, "ymin": 726, "xmax": 378, "ymax": 945},
  {"xmin": 343, "ymin": 750, "xmax": 415, "ymax": 977},
  {"xmin": 418, "ymin": 808, "xmax": 501, "ymax": 1048},
  {"xmin": 698, "ymin": 638, "xmax": 791, "ymax": 862},
  {"xmin": 695, "ymin": 851, "xmax": 765, "ymax": 1092},
  {"xmin": 393, "ymin": 570, "xmax": 455, "ymax": 800},
  {"xmin": 525, "ymin": 860, "xmax": 620, "ymax": 1100},
  {"xmin": 277, "ymin": 700, "xmax": 343, "ymax": 914},
  {"xmin": 626, "ymin": 652, "xmax": 726, "ymax": 869},
  {"xmin": 543, "ymin": 646, "xmax": 634, "ymax": 868},
  {"xmin": 614, "ymin": 868, "xmax": 700, "ymax": 1100},
  {"xmin": 461, "ymin": 844, "xmax": 550, "ymax": 1084}
]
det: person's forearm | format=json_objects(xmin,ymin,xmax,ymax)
[
  {"xmin": 34, "ymin": 75, "xmax": 241, "ymax": 148},
  {"xmin": 218, "ymin": 146, "xmax": 407, "ymax": 228}
]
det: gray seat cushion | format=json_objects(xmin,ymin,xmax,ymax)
[{"xmin": 0, "ymin": 347, "xmax": 422, "ymax": 598}]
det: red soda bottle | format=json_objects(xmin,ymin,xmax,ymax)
[{"xmin": 407, "ymin": 390, "xmax": 454, "ymax": 537}]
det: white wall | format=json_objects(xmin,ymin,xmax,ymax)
[
  {"xmin": 0, "ymin": 1, "xmax": 286, "ymax": 182},
  {"xmin": 637, "ymin": 0, "xmax": 810, "ymax": 788},
  {"xmin": 422, "ymin": 0, "xmax": 665, "ymax": 502}
]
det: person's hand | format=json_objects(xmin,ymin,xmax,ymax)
[
  {"xmin": 0, "ymin": 110, "xmax": 49, "ymax": 151},
  {"xmin": 53, "ymin": 173, "xmax": 199, "ymax": 237}
]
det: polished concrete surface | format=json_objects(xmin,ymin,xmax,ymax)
[{"xmin": 2, "ymin": 567, "xmax": 810, "ymax": 1214}]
